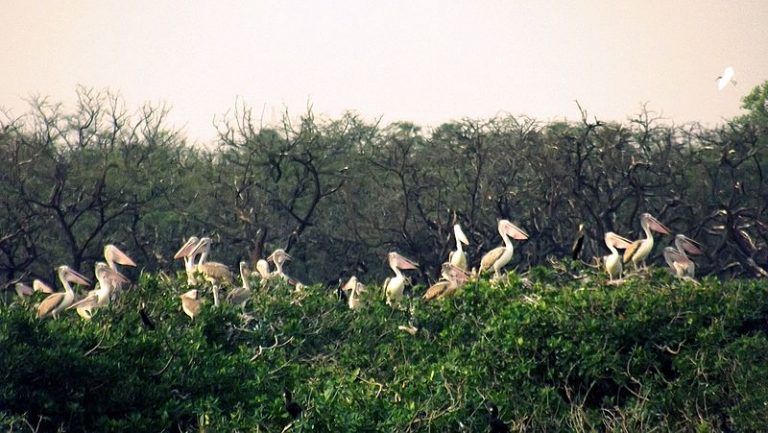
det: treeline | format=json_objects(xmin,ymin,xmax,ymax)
[{"xmin": 1, "ymin": 84, "xmax": 768, "ymax": 287}]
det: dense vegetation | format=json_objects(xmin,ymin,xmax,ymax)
[
  {"xmin": 1, "ymin": 265, "xmax": 767, "ymax": 432},
  {"xmin": 1, "ymin": 83, "xmax": 768, "ymax": 289}
]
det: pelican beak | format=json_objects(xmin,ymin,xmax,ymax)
[
  {"xmin": 646, "ymin": 215, "xmax": 671, "ymax": 235},
  {"xmin": 106, "ymin": 245, "xmax": 137, "ymax": 267},
  {"xmin": 64, "ymin": 268, "xmax": 91, "ymax": 286},
  {"xmin": 174, "ymin": 237, "xmax": 199, "ymax": 259},
  {"xmin": 606, "ymin": 232, "xmax": 633, "ymax": 249},
  {"xmin": 391, "ymin": 252, "xmax": 419, "ymax": 270},
  {"xmin": 679, "ymin": 235, "xmax": 704, "ymax": 255}
]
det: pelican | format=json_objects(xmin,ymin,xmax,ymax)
[
  {"xmin": 103, "ymin": 244, "xmax": 136, "ymax": 290},
  {"xmin": 174, "ymin": 236, "xmax": 201, "ymax": 285},
  {"xmin": 342, "ymin": 276, "xmax": 367, "ymax": 310},
  {"xmin": 571, "ymin": 223, "xmax": 586, "ymax": 260},
  {"xmin": 32, "ymin": 279, "xmax": 55, "ymax": 294},
  {"xmin": 255, "ymin": 259, "xmax": 270, "ymax": 285},
  {"xmin": 664, "ymin": 234, "xmax": 704, "ymax": 279},
  {"xmin": 383, "ymin": 252, "xmax": 418, "ymax": 306},
  {"xmin": 267, "ymin": 248, "xmax": 305, "ymax": 290},
  {"xmin": 603, "ymin": 232, "xmax": 633, "ymax": 281},
  {"xmin": 225, "ymin": 261, "xmax": 252, "ymax": 307},
  {"xmin": 423, "ymin": 262, "xmax": 471, "ymax": 301},
  {"xmin": 623, "ymin": 213, "xmax": 671, "ymax": 270},
  {"xmin": 68, "ymin": 262, "xmax": 129, "ymax": 319},
  {"xmin": 180, "ymin": 289, "xmax": 201, "ymax": 320},
  {"xmin": 36, "ymin": 266, "xmax": 91, "ymax": 319},
  {"xmin": 14, "ymin": 282, "xmax": 33, "ymax": 298},
  {"xmin": 448, "ymin": 224, "xmax": 470, "ymax": 271},
  {"xmin": 479, "ymin": 219, "xmax": 529, "ymax": 279},
  {"xmin": 191, "ymin": 237, "xmax": 233, "ymax": 286},
  {"xmin": 717, "ymin": 66, "xmax": 737, "ymax": 90}
]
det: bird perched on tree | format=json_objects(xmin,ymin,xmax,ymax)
[
  {"xmin": 486, "ymin": 402, "xmax": 510, "ymax": 433},
  {"xmin": 571, "ymin": 223, "xmax": 586, "ymax": 261},
  {"xmin": 283, "ymin": 388, "xmax": 302, "ymax": 420}
]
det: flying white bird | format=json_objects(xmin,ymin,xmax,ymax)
[{"xmin": 717, "ymin": 66, "xmax": 736, "ymax": 90}]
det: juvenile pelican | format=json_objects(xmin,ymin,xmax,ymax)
[
  {"xmin": 603, "ymin": 232, "xmax": 633, "ymax": 281},
  {"xmin": 36, "ymin": 266, "xmax": 91, "ymax": 319},
  {"xmin": 255, "ymin": 259, "xmax": 270, "ymax": 285},
  {"xmin": 423, "ymin": 262, "xmax": 471, "ymax": 301},
  {"xmin": 343, "ymin": 276, "xmax": 367, "ymax": 310},
  {"xmin": 383, "ymin": 252, "xmax": 419, "ymax": 306},
  {"xmin": 192, "ymin": 237, "xmax": 233, "ymax": 287},
  {"xmin": 448, "ymin": 224, "xmax": 470, "ymax": 271},
  {"xmin": 623, "ymin": 213, "xmax": 671, "ymax": 270},
  {"xmin": 479, "ymin": 219, "xmax": 529, "ymax": 279},
  {"xmin": 180, "ymin": 289, "xmax": 201, "ymax": 320},
  {"xmin": 226, "ymin": 261, "xmax": 252, "ymax": 307},
  {"xmin": 174, "ymin": 236, "xmax": 200, "ymax": 285},
  {"xmin": 663, "ymin": 234, "xmax": 704, "ymax": 279},
  {"xmin": 69, "ymin": 262, "xmax": 129, "ymax": 319},
  {"xmin": 267, "ymin": 249, "xmax": 305, "ymax": 290},
  {"xmin": 14, "ymin": 282, "xmax": 33, "ymax": 298}
]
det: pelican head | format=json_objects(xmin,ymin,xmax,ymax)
[
  {"xmin": 640, "ymin": 213, "xmax": 670, "ymax": 235},
  {"xmin": 58, "ymin": 265, "xmax": 91, "ymax": 287},
  {"xmin": 174, "ymin": 236, "xmax": 200, "ymax": 259},
  {"xmin": 267, "ymin": 249, "xmax": 292, "ymax": 266},
  {"xmin": 499, "ymin": 219, "xmax": 529, "ymax": 240},
  {"xmin": 454, "ymin": 224, "xmax": 469, "ymax": 245},
  {"xmin": 388, "ymin": 252, "xmax": 419, "ymax": 270},
  {"xmin": 104, "ymin": 244, "xmax": 137, "ymax": 267}
]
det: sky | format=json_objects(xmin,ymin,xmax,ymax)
[{"xmin": 2, "ymin": 1, "xmax": 767, "ymax": 144}]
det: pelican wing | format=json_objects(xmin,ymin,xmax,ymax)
[
  {"xmin": 226, "ymin": 286, "xmax": 251, "ymax": 306},
  {"xmin": 198, "ymin": 262, "xmax": 233, "ymax": 284},
  {"xmin": 68, "ymin": 293, "xmax": 99, "ymax": 310},
  {"xmin": 479, "ymin": 246, "xmax": 505, "ymax": 273},
  {"xmin": 423, "ymin": 281, "xmax": 449, "ymax": 301},
  {"xmin": 37, "ymin": 293, "xmax": 65, "ymax": 318},
  {"xmin": 623, "ymin": 240, "xmax": 643, "ymax": 263}
]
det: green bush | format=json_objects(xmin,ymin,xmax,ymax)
[{"xmin": 2, "ymin": 267, "xmax": 767, "ymax": 432}]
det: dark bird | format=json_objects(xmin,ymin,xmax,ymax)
[
  {"xmin": 284, "ymin": 388, "xmax": 302, "ymax": 420},
  {"xmin": 571, "ymin": 223, "xmax": 586, "ymax": 261},
  {"xmin": 486, "ymin": 402, "xmax": 510, "ymax": 433},
  {"xmin": 139, "ymin": 302, "xmax": 155, "ymax": 331}
]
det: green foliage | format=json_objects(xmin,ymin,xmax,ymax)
[{"xmin": 2, "ymin": 267, "xmax": 768, "ymax": 432}]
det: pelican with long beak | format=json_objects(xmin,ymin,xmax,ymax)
[
  {"xmin": 191, "ymin": 237, "xmax": 233, "ymax": 305},
  {"xmin": 603, "ymin": 232, "xmax": 633, "ymax": 281},
  {"xmin": 226, "ymin": 261, "xmax": 252, "ymax": 307},
  {"xmin": 383, "ymin": 252, "xmax": 419, "ymax": 306},
  {"xmin": 68, "ymin": 262, "xmax": 129, "ymax": 319},
  {"xmin": 103, "ymin": 244, "xmax": 136, "ymax": 290},
  {"xmin": 479, "ymin": 219, "xmax": 529, "ymax": 279},
  {"xmin": 267, "ymin": 248, "xmax": 305, "ymax": 290},
  {"xmin": 174, "ymin": 236, "xmax": 200, "ymax": 285},
  {"xmin": 423, "ymin": 262, "xmax": 471, "ymax": 301},
  {"xmin": 37, "ymin": 266, "xmax": 91, "ymax": 319},
  {"xmin": 180, "ymin": 289, "xmax": 201, "ymax": 320},
  {"xmin": 449, "ymin": 224, "xmax": 470, "ymax": 271},
  {"xmin": 663, "ymin": 234, "xmax": 704, "ymax": 279},
  {"xmin": 623, "ymin": 213, "xmax": 671, "ymax": 270}
]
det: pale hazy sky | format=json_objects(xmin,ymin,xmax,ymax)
[{"xmin": 2, "ymin": 1, "xmax": 767, "ymax": 144}]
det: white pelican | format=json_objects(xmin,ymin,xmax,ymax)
[
  {"xmin": 383, "ymin": 252, "xmax": 419, "ymax": 306},
  {"xmin": 603, "ymin": 232, "xmax": 633, "ymax": 281},
  {"xmin": 267, "ymin": 248, "xmax": 305, "ymax": 290},
  {"xmin": 255, "ymin": 259, "xmax": 270, "ymax": 285},
  {"xmin": 14, "ymin": 282, "xmax": 33, "ymax": 298},
  {"xmin": 717, "ymin": 66, "xmax": 737, "ymax": 90},
  {"xmin": 449, "ymin": 224, "xmax": 470, "ymax": 271},
  {"xmin": 36, "ymin": 266, "xmax": 91, "ymax": 319},
  {"xmin": 68, "ymin": 262, "xmax": 129, "ymax": 319},
  {"xmin": 423, "ymin": 262, "xmax": 471, "ymax": 301},
  {"xmin": 343, "ymin": 276, "xmax": 367, "ymax": 310},
  {"xmin": 174, "ymin": 236, "xmax": 200, "ymax": 285},
  {"xmin": 180, "ymin": 289, "xmax": 201, "ymax": 320},
  {"xmin": 225, "ymin": 261, "xmax": 252, "ymax": 307},
  {"xmin": 623, "ymin": 213, "xmax": 671, "ymax": 270},
  {"xmin": 664, "ymin": 234, "xmax": 704, "ymax": 279},
  {"xmin": 479, "ymin": 219, "xmax": 529, "ymax": 279},
  {"xmin": 103, "ymin": 244, "xmax": 136, "ymax": 290},
  {"xmin": 33, "ymin": 279, "xmax": 55, "ymax": 294}
]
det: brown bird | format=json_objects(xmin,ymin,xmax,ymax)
[{"xmin": 180, "ymin": 289, "xmax": 201, "ymax": 320}]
